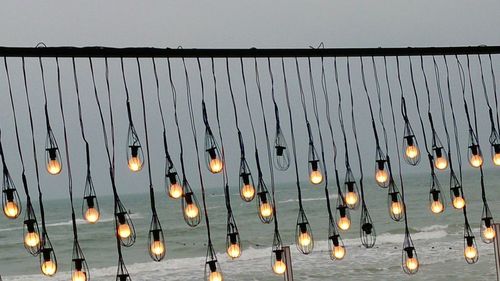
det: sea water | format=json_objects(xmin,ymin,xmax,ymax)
[{"xmin": 1, "ymin": 169, "xmax": 498, "ymax": 281}]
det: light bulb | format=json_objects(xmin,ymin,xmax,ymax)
[
  {"xmin": 260, "ymin": 203, "xmax": 273, "ymax": 218},
  {"xmin": 345, "ymin": 191, "xmax": 358, "ymax": 206},
  {"xmin": 309, "ymin": 170, "xmax": 323, "ymax": 185},
  {"xmin": 333, "ymin": 245, "xmax": 345, "ymax": 260},
  {"xmin": 209, "ymin": 158, "xmax": 223, "ymax": 173},
  {"xmin": 241, "ymin": 184, "xmax": 255, "ymax": 201},
  {"xmin": 128, "ymin": 156, "xmax": 142, "ymax": 172},
  {"xmin": 118, "ymin": 223, "xmax": 131, "ymax": 239},
  {"xmin": 84, "ymin": 207, "xmax": 100, "ymax": 224},
  {"xmin": 337, "ymin": 217, "xmax": 351, "ymax": 231},
  {"xmin": 405, "ymin": 257, "xmax": 419, "ymax": 271},
  {"xmin": 41, "ymin": 260, "xmax": 57, "ymax": 276},
  {"xmin": 72, "ymin": 270, "xmax": 87, "ymax": 281},
  {"xmin": 469, "ymin": 155, "xmax": 483, "ymax": 168},
  {"xmin": 47, "ymin": 159, "xmax": 62, "ymax": 175},
  {"xmin": 169, "ymin": 183, "xmax": 183, "ymax": 199},
  {"xmin": 4, "ymin": 201, "xmax": 19, "ymax": 218},
  {"xmin": 375, "ymin": 169, "xmax": 389, "ymax": 184},
  {"xmin": 452, "ymin": 197, "xmax": 465, "ymax": 209},
  {"xmin": 185, "ymin": 203, "xmax": 199, "ymax": 219},
  {"xmin": 430, "ymin": 200, "xmax": 444, "ymax": 214},
  {"xmin": 150, "ymin": 240, "xmax": 165, "ymax": 256},
  {"xmin": 494, "ymin": 153, "xmax": 500, "ymax": 166},
  {"xmin": 273, "ymin": 260, "xmax": 286, "ymax": 275},
  {"xmin": 406, "ymin": 145, "xmax": 419, "ymax": 159},
  {"xmin": 298, "ymin": 232, "xmax": 311, "ymax": 247},
  {"xmin": 208, "ymin": 271, "xmax": 223, "ymax": 281},
  {"xmin": 24, "ymin": 232, "xmax": 40, "ymax": 247},
  {"xmin": 390, "ymin": 201, "xmax": 403, "ymax": 215},
  {"xmin": 434, "ymin": 157, "xmax": 448, "ymax": 170},
  {"xmin": 227, "ymin": 243, "xmax": 241, "ymax": 259},
  {"xmin": 464, "ymin": 246, "xmax": 477, "ymax": 259},
  {"xmin": 482, "ymin": 226, "xmax": 496, "ymax": 240}
]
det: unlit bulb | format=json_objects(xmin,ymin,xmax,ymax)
[
  {"xmin": 185, "ymin": 203, "xmax": 199, "ymax": 219},
  {"xmin": 309, "ymin": 170, "xmax": 323, "ymax": 185},
  {"xmin": 4, "ymin": 201, "xmax": 19, "ymax": 218},
  {"xmin": 469, "ymin": 155, "xmax": 483, "ymax": 168},
  {"xmin": 406, "ymin": 145, "xmax": 419, "ymax": 159},
  {"xmin": 337, "ymin": 217, "xmax": 351, "ymax": 231},
  {"xmin": 118, "ymin": 223, "xmax": 131, "ymax": 239},
  {"xmin": 430, "ymin": 200, "xmax": 444, "ymax": 214},
  {"xmin": 84, "ymin": 207, "xmax": 99, "ymax": 224},
  {"xmin": 47, "ymin": 159, "xmax": 62, "ymax": 175},
  {"xmin": 241, "ymin": 184, "xmax": 255, "ymax": 201},
  {"xmin": 333, "ymin": 245, "xmax": 345, "ymax": 260},
  {"xmin": 24, "ymin": 232, "xmax": 40, "ymax": 247},
  {"xmin": 260, "ymin": 203, "xmax": 273, "ymax": 218},
  {"xmin": 209, "ymin": 158, "xmax": 223, "ymax": 173},
  {"xmin": 128, "ymin": 156, "xmax": 142, "ymax": 172},
  {"xmin": 169, "ymin": 183, "xmax": 183, "ymax": 199},
  {"xmin": 227, "ymin": 243, "xmax": 241, "ymax": 259},
  {"xmin": 273, "ymin": 260, "xmax": 286, "ymax": 275},
  {"xmin": 434, "ymin": 157, "xmax": 448, "ymax": 170},
  {"xmin": 41, "ymin": 260, "xmax": 57, "ymax": 276}
]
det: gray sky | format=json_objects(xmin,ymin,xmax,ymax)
[{"xmin": 1, "ymin": 0, "xmax": 500, "ymax": 201}]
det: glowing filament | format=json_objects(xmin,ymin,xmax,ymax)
[
  {"xmin": 47, "ymin": 159, "xmax": 62, "ymax": 175},
  {"xmin": 227, "ymin": 243, "xmax": 241, "ymax": 259},
  {"xmin": 260, "ymin": 203, "xmax": 273, "ymax": 218},
  {"xmin": 494, "ymin": 153, "xmax": 500, "ymax": 166},
  {"xmin": 4, "ymin": 201, "xmax": 19, "ymax": 219},
  {"xmin": 185, "ymin": 203, "xmax": 199, "ymax": 219},
  {"xmin": 430, "ymin": 200, "xmax": 444, "ymax": 214},
  {"xmin": 405, "ymin": 257, "xmax": 419, "ymax": 271},
  {"xmin": 128, "ymin": 156, "xmax": 142, "ymax": 172},
  {"xmin": 72, "ymin": 270, "xmax": 87, "ymax": 281},
  {"xmin": 168, "ymin": 183, "xmax": 183, "ymax": 199},
  {"xmin": 84, "ymin": 207, "xmax": 100, "ymax": 224},
  {"xmin": 469, "ymin": 154, "xmax": 483, "ymax": 168},
  {"xmin": 24, "ymin": 231, "xmax": 40, "ymax": 248},
  {"xmin": 241, "ymin": 184, "xmax": 255, "ymax": 201},
  {"xmin": 452, "ymin": 196, "xmax": 465, "ymax": 209},
  {"xmin": 345, "ymin": 191, "xmax": 358, "ymax": 206},
  {"xmin": 464, "ymin": 245, "xmax": 477, "ymax": 259},
  {"xmin": 118, "ymin": 223, "xmax": 131, "ymax": 239},
  {"xmin": 208, "ymin": 271, "xmax": 223, "ymax": 281},
  {"xmin": 273, "ymin": 260, "xmax": 286, "ymax": 275},
  {"xmin": 333, "ymin": 245, "xmax": 345, "ymax": 260},
  {"xmin": 337, "ymin": 216, "xmax": 351, "ymax": 231},
  {"xmin": 434, "ymin": 157, "xmax": 448, "ymax": 170},
  {"xmin": 209, "ymin": 158, "xmax": 223, "ymax": 174},
  {"xmin": 41, "ymin": 260, "xmax": 57, "ymax": 276},
  {"xmin": 375, "ymin": 169, "xmax": 389, "ymax": 185},
  {"xmin": 298, "ymin": 232, "xmax": 312, "ymax": 247},
  {"xmin": 482, "ymin": 226, "xmax": 496, "ymax": 240},
  {"xmin": 405, "ymin": 145, "xmax": 419, "ymax": 159},
  {"xmin": 150, "ymin": 240, "xmax": 165, "ymax": 256},
  {"xmin": 309, "ymin": 170, "xmax": 323, "ymax": 185},
  {"xmin": 390, "ymin": 201, "xmax": 403, "ymax": 216}
]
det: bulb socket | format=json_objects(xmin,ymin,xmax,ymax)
[
  {"xmin": 330, "ymin": 234, "xmax": 339, "ymax": 246},
  {"xmin": 73, "ymin": 259, "xmax": 83, "ymax": 271},
  {"xmin": 207, "ymin": 260, "xmax": 217, "ymax": 272},
  {"xmin": 483, "ymin": 217, "xmax": 492, "ymax": 228},
  {"xmin": 168, "ymin": 172, "xmax": 177, "ymax": 184},
  {"xmin": 207, "ymin": 147, "xmax": 217, "ymax": 159},
  {"xmin": 431, "ymin": 189, "xmax": 440, "ymax": 201},
  {"xmin": 275, "ymin": 145, "xmax": 285, "ymax": 156},
  {"xmin": 25, "ymin": 219, "xmax": 35, "ymax": 232},
  {"xmin": 130, "ymin": 146, "xmax": 139, "ymax": 157},
  {"xmin": 435, "ymin": 147, "xmax": 443, "ymax": 158},
  {"xmin": 42, "ymin": 248, "xmax": 52, "ymax": 261},
  {"xmin": 470, "ymin": 145, "xmax": 479, "ymax": 156},
  {"xmin": 47, "ymin": 148, "xmax": 58, "ymax": 160},
  {"xmin": 185, "ymin": 193, "xmax": 193, "ymax": 204},
  {"xmin": 465, "ymin": 236, "xmax": 474, "ymax": 247},
  {"xmin": 85, "ymin": 196, "xmax": 95, "ymax": 208},
  {"xmin": 229, "ymin": 233, "xmax": 238, "ymax": 244},
  {"xmin": 117, "ymin": 213, "xmax": 127, "ymax": 224},
  {"xmin": 404, "ymin": 247, "xmax": 414, "ymax": 258},
  {"xmin": 241, "ymin": 173, "xmax": 250, "ymax": 185},
  {"xmin": 338, "ymin": 206, "xmax": 346, "ymax": 217},
  {"xmin": 377, "ymin": 160, "xmax": 385, "ymax": 170},
  {"xmin": 299, "ymin": 223, "xmax": 308, "ymax": 233},
  {"xmin": 346, "ymin": 181, "xmax": 355, "ymax": 192},
  {"xmin": 451, "ymin": 187, "xmax": 460, "ymax": 197},
  {"xmin": 362, "ymin": 223, "xmax": 373, "ymax": 234},
  {"xmin": 275, "ymin": 249, "xmax": 283, "ymax": 261},
  {"xmin": 259, "ymin": 192, "xmax": 268, "ymax": 203},
  {"xmin": 390, "ymin": 192, "xmax": 399, "ymax": 202},
  {"xmin": 4, "ymin": 188, "xmax": 15, "ymax": 201},
  {"xmin": 405, "ymin": 136, "xmax": 414, "ymax": 146},
  {"xmin": 494, "ymin": 144, "xmax": 500, "ymax": 154},
  {"xmin": 310, "ymin": 160, "xmax": 319, "ymax": 171},
  {"xmin": 152, "ymin": 229, "xmax": 161, "ymax": 241},
  {"xmin": 118, "ymin": 274, "xmax": 129, "ymax": 281}
]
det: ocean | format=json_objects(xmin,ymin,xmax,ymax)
[{"xmin": 1, "ymin": 169, "xmax": 498, "ymax": 281}]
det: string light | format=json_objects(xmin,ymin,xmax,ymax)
[
  {"xmin": 271, "ymin": 231, "xmax": 286, "ymax": 275},
  {"xmin": 0, "ymin": 137, "xmax": 22, "ymax": 219}
]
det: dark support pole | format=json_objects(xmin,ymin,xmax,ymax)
[{"xmin": 283, "ymin": 246, "xmax": 294, "ymax": 281}]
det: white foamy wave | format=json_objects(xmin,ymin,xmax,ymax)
[{"xmin": 416, "ymin": 224, "xmax": 448, "ymax": 232}]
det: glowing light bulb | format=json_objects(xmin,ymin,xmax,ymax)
[
  {"xmin": 4, "ymin": 201, "xmax": 19, "ymax": 218},
  {"xmin": 452, "ymin": 196, "xmax": 465, "ymax": 209},
  {"xmin": 84, "ymin": 207, "xmax": 100, "ymax": 224},
  {"xmin": 405, "ymin": 257, "xmax": 419, "ymax": 271},
  {"xmin": 208, "ymin": 271, "xmax": 223, "ymax": 281},
  {"xmin": 185, "ymin": 203, "xmax": 199, "ymax": 219},
  {"xmin": 434, "ymin": 157, "xmax": 448, "ymax": 170},
  {"xmin": 118, "ymin": 223, "xmax": 131, "ymax": 239},
  {"xmin": 24, "ymin": 232, "xmax": 40, "ymax": 247},
  {"xmin": 375, "ymin": 169, "xmax": 388, "ymax": 185},
  {"xmin": 430, "ymin": 200, "xmax": 444, "ymax": 214},
  {"xmin": 150, "ymin": 240, "xmax": 165, "ymax": 256},
  {"xmin": 494, "ymin": 153, "xmax": 500, "ymax": 166},
  {"xmin": 298, "ymin": 232, "xmax": 311, "ymax": 247},
  {"xmin": 47, "ymin": 159, "xmax": 62, "ymax": 175},
  {"xmin": 260, "ymin": 203, "xmax": 273, "ymax": 218},
  {"xmin": 464, "ymin": 246, "xmax": 477, "ymax": 259},
  {"xmin": 227, "ymin": 243, "xmax": 241, "ymax": 259},
  {"xmin": 391, "ymin": 201, "xmax": 403, "ymax": 215},
  {"xmin": 128, "ymin": 156, "xmax": 142, "ymax": 172},
  {"xmin": 72, "ymin": 270, "xmax": 87, "ymax": 281},
  {"xmin": 41, "ymin": 260, "xmax": 57, "ymax": 276},
  {"xmin": 469, "ymin": 155, "xmax": 483, "ymax": 168},
  {"xmin": 345, "ymin": 192, "xmax": 358, "ymax": 206},
  {"xmin": 333, "ymin": 245, "xmax": 345, "ymax": 260},
  {"xmin": 406, "ymin": 145, "xmax": 419, "ymax": 159},
  {"xmin": 337, "ymin": 217, "xmax": 351, "ymax": 231},
  {"xmin": 273, "ymin": 260, "xmax": 286, "ymax": 275},
  {"xmin": 309, "ymin": 170, "xmax": 323, "ymax": 185},
  {"xmin": 241, "ymin": 184, "xmax": 255, "ymax": 201},
  {"xmin": 169, "ymin": 183, "xmax": 183, "ymax": 199},
  {"xmin": 209, "ymin": 158, "xmax": 223, "ymax": 173},
  {"xmin": 482, "ymin": 227, "xmax": 496, "ymax": 240}
]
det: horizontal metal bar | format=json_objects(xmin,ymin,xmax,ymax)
[{"xmin": 0, "ymin": 46, "xmax": 500, "ymax": 58}]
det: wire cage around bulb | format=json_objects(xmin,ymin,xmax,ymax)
[
  {"xmin": 2, "ymin": 168, "xmax": 22, "ymax": 219},
  {"xmin": 72, "ymin": 240, "xmax": 89, "ymax": 281},
  {"xmin": 165, "ymin": 156, "xmax": 183, "ymax": 199},
  {"xmin": 271, "ymin": 230, "xmax": 286, "ymax": 275},
  {"xmin": 23, "ymin": 201, "xmax": 41, "ymax": 256},
  {"xmin": 295, "ymin": 208, "xmax": 314, "ymax": 254},
  {"xmin": 204, "ymin": 128, "xmax": 223, "ymax": 174},
  {"xmin": 468, "ymin": 129, "xmax": 484, "ymax": 168},
  {"xmin": 308, "ymin": 143, "xmax": 323, "ymax": 185},
  {"xmin": 274, "ymin": 126, "xmax": 290, "ymax": 172},
  {"xmin": 402, "ymin": 233, "xmax": 419, "ymax": 274},
  {"xmin": 489, "ymin": 129, "xmax": 500, "ymax": 166},
  {"xmin": 432, "ymin": 134, "xmax": 448, "ymax": 171},
  {"xmin": 116, "ymin": 257, "xmax": 131, "ymax": 281},
  {"xmin": 343, "ymin": 168, "xmax": 360, "ymax": 210},
  {"xmin": 226, "ymin": 213, "xmax": 241, "ymax": 260},
  {"xmin": 205, "ymin": 243, "xmax": 223, "ymax": 281},
  {"xmin": 114, "ymin": 199, "xmax": 136, "ymax": 247},
  {"xmin": 463, "ymin": 223, "xmax": 479, "ymax": 264},
  {"xmin": 335, "ymin": 195, "xmax": 351, "ymax": 231},
  {"xmin": 449, "ymin": 172, "xmax": 465, "ymax": 210},
  {"xmin": 428, "ymin": 174, "xmax": 446, "ymax": 215},
  {"xmin": 181, "ymin": 180, "xmax": 201, "ymax": 227},
  {"xmin": 82, "ymin": 172, "xmax": 100, "ymax": 224},
  {"xmin": 480, "ymin": 203, "xmax": 496, "ymax": 243},
  {"xmin": 40, "ymin": 232, "xmax": 58, "ymax": 276},
  {"xmin": 239, "ymin": 157, "xmax": 255, "ymax": 202},
  {"xmin": 256, "ymin": 177, "xmax": 274, "ymax": 224},
  {"xmin": 374, "ymin": 148, "xmax": 390, "ymax": 188},
  {"xmin": 402, "ymin": 121, "xmax": 421, "ymax": 166},
  {"xmin": 387, "ymin": 180, "xmax": 404, "ymax": 222},
  {"xmin": 360, "ymin": 204, "xmax": 376, "ymax": 248},
  {"xmin": 328, "ymin": 217, "xmax": 345, "ymax": 261},
  {"xmin": 45, "ymin": 127, "xmax": 62, "ymax": 175},
  {"xmin": 126, "ymin": 124, "xmax": 144, "ymax": 173},
  {"xmin": 148, "ymin": 214, "xmax": 166, "ymax": 262}
]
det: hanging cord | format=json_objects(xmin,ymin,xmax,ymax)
[
  {"xmin": 136, "ymin": 58, "xmax": 157, "ymax": 215},
  {"xmin": 152, "ymin": 58, "xmax": 173, "ymax": 166},
  {"xmin": 72, "ymin": 58, "xmax": 91, "ymax": 173},
  {"xmin": 334, "ymin": 58, "xmax": 352, "ymax": 170},
  {"xmin": 478, "ymin": 55, "xmax": 499, "ymax": 144},
  {"xmin": 294, "ymin": 58, "xmax": 315, "ymax": 147},
  {"xmin": 181, "ymin": 58, "xmax": 213, "ymax": 244},
  {"xmin": 38, "ymin": 56, "xmax": 53, "ymax": 133},
  {"xmin": 431, "ymin": 57, "xmax": 451, "ymax": 160},
  {"xmin": 255, "ymin": 58, "xmax": 278, "ymax": 227},
  {"xmin": 55, "ymin": 58, "xmax": 78, "ymax": 240},
  {"xmin": 120, "ymin": 57, "xmax": 135, "ymax": 128},
  {"xmin": 360, "ymin": 57, "xmax": 382, "ymax": 150},
  {"xmin": 488, "ymin": 55, "xmax": 500, "ymax": 132},
  {"xmin": 372, "ymin": 57, "xmax": 390, "ymax": 154}
]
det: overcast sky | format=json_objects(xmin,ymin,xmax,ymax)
[{"xmin": 1, "ymin": 0, "xmax": 500, "ymax": 201}]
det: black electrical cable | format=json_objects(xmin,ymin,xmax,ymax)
[
  {"xmin": 360, "ymin": 58, "xmax": 382, "ymax": 149},
  {"xmin": 488, "ymin": 55, "xmax": 500, "ymax": 132},
  {"xmin": 478, "ymin": 55, "xmax": 499, "ymax": 147}
]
